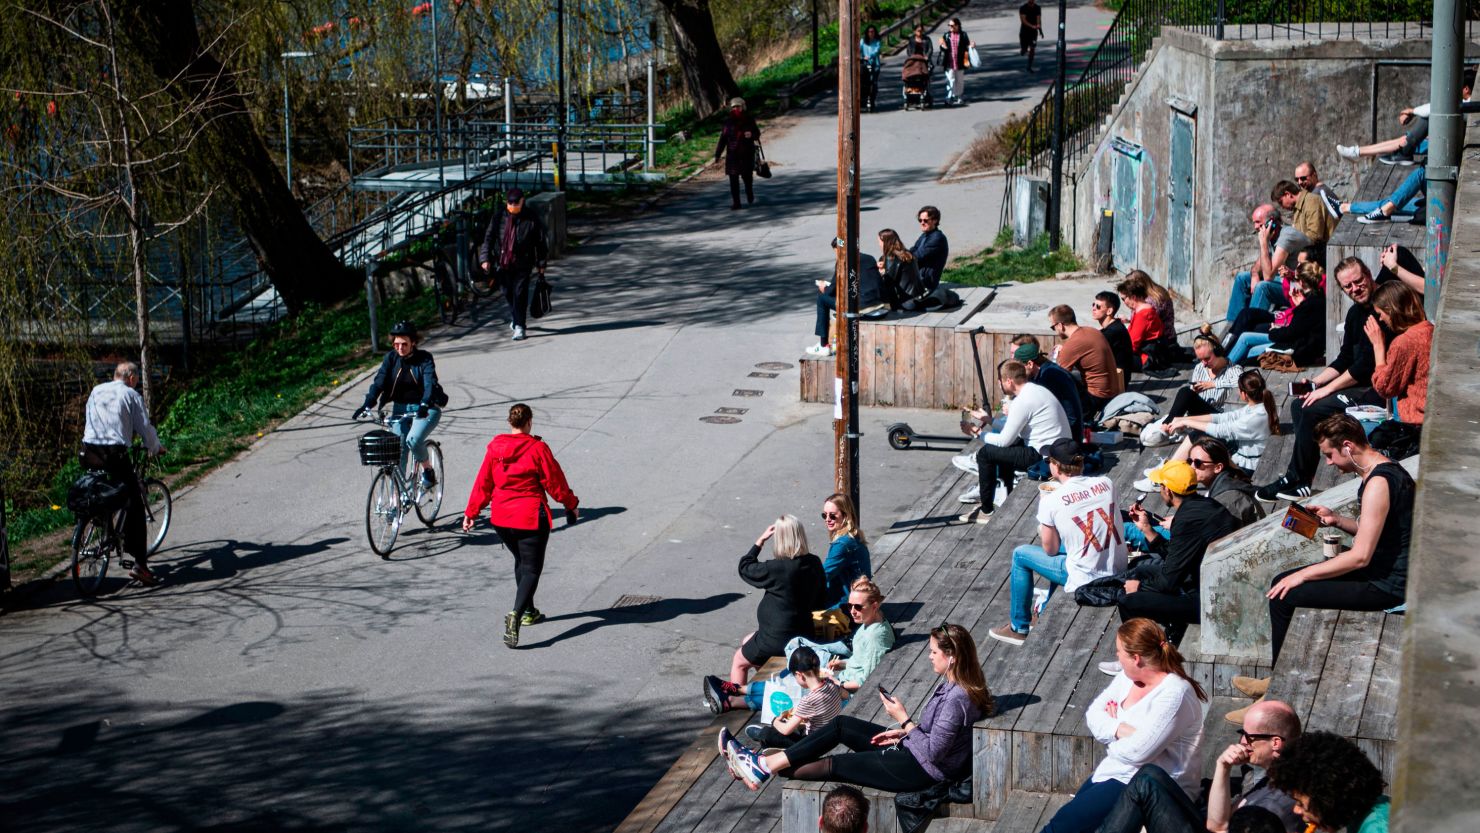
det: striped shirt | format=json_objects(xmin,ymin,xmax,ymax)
[{"xmin": 793, "ymin": 679, "xmax": 844, "ymax": 733}]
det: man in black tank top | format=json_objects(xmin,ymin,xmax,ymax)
[
  {"xmin": 1019, "ymin": 0, "xmax": 1044, "ymax": 71},
  {"xmin": 1262, "ymin": 415, "xmax": 1411, "ymax": 666}
]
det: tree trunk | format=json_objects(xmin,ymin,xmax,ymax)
[
  {"xmin": 115, "ymin": 0, "xmax": 357, "ymax": 315},
  {"xmin": 653, "ymin": 0, "xmax": 739, "ymax": 119}
]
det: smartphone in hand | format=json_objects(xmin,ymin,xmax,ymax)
[
  {"xmin": 1290, "ymin": 380, "xmax": 1314, "ymax": 396},
  {"xmin": 878, "ymin": 685, "xmax": 895, "ymax": 701}
]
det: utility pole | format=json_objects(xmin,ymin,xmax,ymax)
[
  {"xmin": 557, "ymin": 0, "xmax": 568, "ymax": 192},
  {"xmin": 1047, "ymin": 0, "xmax": 1067, "ymax": 249},
  {"xmin": 1424, "ymin": 0, "xmax": 1462, "ymax": 317},
  {"xmin": 835, "ymin": 0, "xmax": 861, "ymax": 515}
]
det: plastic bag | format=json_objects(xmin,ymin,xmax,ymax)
[
  {"xmin": 968, "ymin": 46, "xmax": 981, "ymax": 68},
  {"xmin": 760, "ymin": 672, "xmax": 805, "ymax": 724}
]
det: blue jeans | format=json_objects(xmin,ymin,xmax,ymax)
[
  {"xmin": 1010, "ymin": 544, "xmax": 1069, "ymax": 632},
  {"xmin": 390, "ymin": 403, "xmax": 441, "ymax": 465},
  {"xmin": 1042, "ymin": 777, "xmax": 1130, "ymax": 833},
  {"xmin": 1228, "ymin": 331, "xmax": 1273, "ymax": 364},
  {"xmin": 1225, "ymin": 271, "xmax": 1285, "ymax": 323},
  {"xmin": 1350, "ymin": 168, "xmax": 1425, "ymax": 216},
  {"xmin": 1122, "ymin": 521, "xmax": 1170, "ymax": 551},
  {"xmin": 785, "ymin": 635, "xmax": 852, "ymax": 661}
]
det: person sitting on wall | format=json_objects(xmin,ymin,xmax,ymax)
[
  {"xmin": 987, "ymin": 438, "xmax": 1127, "ymax": 647},
  {"xmin": 1091, "ymin": 291, "xmax": 1137, "ymax": 386},
  {"xmin": 1015, "ymin": 339, "xmax": 1086, "ymax": 441},
  {"xmin": 1366, "ymin": 281, "xmax": 1432, "ymax": 426},
  {"xmin": 1118, "ymin": 277, "xmax": 1165, "ymax": 372},
  {"xmin": 1048, "ymin": 303, "xmax": 1123, "ymax": 417},
  {"xmin": 1223, "ymin": 263, "xmax": 1326, "ymax": 367},
  {"xmin": 956, "ymin": 360, "xmax": 1071, "ymax": 525},
  {"xmin": 1223, "ymin": 204, "xmax": 1310, "ymax": 328},
  {"xmin": 738, "ymin": 646, "xmax": 844, "ymax": 752},
  {"xmin": 1336, "ymin": 69, "xmax": 1474, "ymax": 166},
  {"xmin": 1140, "ymin": 334, "xmax": 1242, "ymax": 447},
  {"xmin": 1121, "ymin": 436, "xmax": 1264, "ymax": 551},
  {"xmin": 1255, "ymin": 258, "xmax": 1392, "ymax": 503},
  {"xmin": 1099, "ymin": 698, "xmax": 1305, "ymax": 833},
  {"xmin": 810, "ymin": 237, "xmax": 884, "ymax": 357},
  {"xmin": 1294, "ymin": 160, "xmax": 1341, "ymax": 219},
  {"xmin": 904, "ymin": 205, "xmax": 948, "ymax": 311},
  {"xmin": 1272, "ymin": 179, "xmax": 1333, "ymax": 263}
]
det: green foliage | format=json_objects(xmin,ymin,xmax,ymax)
[{"xmin": 947, "ymin": 234, "xmax": 1084, "ymax": 287}]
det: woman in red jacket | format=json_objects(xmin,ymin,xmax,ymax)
[
  {"xmin": 1117, "ymin": 276, "xmax": 1165, "ymax": 370},
  {"xmin": 463, "ymin": 403, "xmax": 579, "ymax": 648}
]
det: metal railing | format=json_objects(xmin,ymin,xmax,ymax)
[{"xmin": 997, "ymin": 0, "xmax": 1478, "ymax": 233}]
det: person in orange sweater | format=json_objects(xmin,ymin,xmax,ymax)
[
  {"xmin": 1365, "ymin": 282, "xmax": 1431, "ymax": 424},
  {"xmin": 464, "ymin": 402, "xmax": 580, "ymax": 648}
]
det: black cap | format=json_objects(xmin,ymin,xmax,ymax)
[
  {"xmin": 1038, "ymin": 437, "xmax": 1082, "ymax": 465},
  {"xmin": 506, "ymin": 187, "xmax": 525, "ymax": 202}
]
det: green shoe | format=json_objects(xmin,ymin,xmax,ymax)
[
  {"xmin": 521, "ymin": 608, "xmax": 545, "ymax": 626},
  {"xmin": 503, "ymin": 612, "xmax": 520, "ymax": 648}
]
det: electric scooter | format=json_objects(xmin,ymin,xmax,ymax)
[{"xmin": 886, "ymin": 327, "xmax": 991, "ymax": 450}]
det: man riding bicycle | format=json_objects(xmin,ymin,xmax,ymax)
[
  {"xmin": 81, "ymin": 361, "xmax": 165, "ymax": 585},
  {"xmin": 354, "ymin": 320, "xmax": 448, "ymax": 488}
]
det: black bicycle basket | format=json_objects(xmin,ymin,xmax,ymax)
[{"xmin": 357, "ymin": 430, "xmax": 402, "ymax": 467}]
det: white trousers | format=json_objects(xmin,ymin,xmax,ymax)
[{"xmin": 944, "ymin": 68, "xmax": 966, "ymax": 101}]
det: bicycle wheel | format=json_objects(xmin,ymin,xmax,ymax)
[
  {"xmin": 365, "ymin": 469, "xmax": 403, "ymax": 556},
  {"xmin": 415, "ymin": 442, "xmax": 445, "ymax": 527},
  {"xmin": 72, "ymin": 516, "xmax": 113, "ymax": 597},
  {"xmin": 142, "ymin": 478, "xmax": 172, "ymax": 555}
]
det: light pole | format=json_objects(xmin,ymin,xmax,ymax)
[
  {"xmin": 430, "ymin": 1, "xmax": 445, "ymax": 189},
  {"xmin": 281, "ymin": 50, "xmax": 314, "ymax": 191}
]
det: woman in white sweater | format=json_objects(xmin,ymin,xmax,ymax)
[
  {"xmin": 1039, "ymin": 618, "xmax": 1208, "ymax": 833},
  {"xmin": 1159, "ymin": 370, "xmax": 1279, "ymax": 472}
]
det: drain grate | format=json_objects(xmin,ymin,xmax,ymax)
[
  {"xmin": 733, "ymin": 389, "xmax": 764, "ymax": 397},
  {"xmin": 612, "ymin": 594, "xmax": 663, "ymax": 608},
  {"xmin": 748, "ymin": 371, "xmax": 779, "ymax": 379},
  {"xmin": 755, "ymin": 362, "xmax": 793, "ymax": 371},
  {"xmin": 715, "ymin": 407, "xmax": 748, "ymax": 415},
  {"xmin": 700, "ymin": 415, "xmax": 742, "ymax": 424}
]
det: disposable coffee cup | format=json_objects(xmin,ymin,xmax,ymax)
[{"xmin": 1322, "ymin": 533, "xmax": 1342, "ymax": 559}]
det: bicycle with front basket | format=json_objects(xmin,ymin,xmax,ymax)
[
  {"xmin": 355, "ymin": 411, "xmax": 445, "ymax": 556},
  {"xmin": 71, "ymin": 447, "xmax": 172, "ymax": 596}
]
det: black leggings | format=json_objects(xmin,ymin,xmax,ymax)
[
  {"xmin": 777, "ymin": 715, "xmax": 938, "ymax": 793},
  {"xmin": 728, "ymin": 171, "xmax": 755, "ymax": 206},
  {"xmin": 1163, "ymin": 386, "xmax": 1218, "ymax": 421},
  {"xmin": 1268, "ymin": 566, "xmax": 1402, "ymax": 663},
  {"xmin": 494, "ymin": 514, "xmax": 550, "ymax": 616}
]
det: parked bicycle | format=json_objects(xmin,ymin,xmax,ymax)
[
  {"xmin": 356, "ymin": 411, "xmax": 445, "ymax": 556},
  {"xmin": 71, "ymin": 447, "xmax": 172, "ymax": 597},
  {"xmin": 433, "ymin": 213, "xmax": 493, "ymax": 325}
]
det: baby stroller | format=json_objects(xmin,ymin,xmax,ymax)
[{"xmin": 901, "ymin": 53, "xmax": 933, "ymax": 110}]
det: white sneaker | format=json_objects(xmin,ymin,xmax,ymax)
[
  {"xmin": 1134, "ymin": 477, "xmax": 1157, "ymax": 493},
  {"xmin": 1336, "ymin": 144, "xmax": 1361, "ymax": 161},
  {"xmin": 1098, "ymin": 660, "xmax": 1122, "ymax": 676},
  {"xmin": 512, "ymin": 325, "xmax": 527, "ymax": 341},
  {"xmin": 957, "ymin": 485, "xmax": 982, "ymax": 504},
  {"xmin": 805, "ymin": 343, "xmax": 835, "ymax": 357},
  {"xmin": 951, "ymin": 452, "xmax": 979, "ymax": 474}
]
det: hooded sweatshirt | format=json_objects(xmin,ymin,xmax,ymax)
[{"xmin": 465, "ymin": 433, "xmax": 578, "ymax": 529}]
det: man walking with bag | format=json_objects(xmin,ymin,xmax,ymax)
[{"xmin": 479, "ymin": 187, "xmax": 549, "ymax": 341}]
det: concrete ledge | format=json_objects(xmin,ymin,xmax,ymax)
[{"xmin": 1391, "ymin": 132, "xmax": 1480, "ymax": 832}]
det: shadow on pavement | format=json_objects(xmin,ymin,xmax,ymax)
[{"xmin": 517, "ymin": 592, "xmax": 746, "ymax": 649}]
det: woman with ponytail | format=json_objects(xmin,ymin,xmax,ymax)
[
  {"xmin": 1040, "ymin": 618, "xmax": 1208, "ymax": 833},
  {"xmin": 1158, "ymin": 370, "xmax": 1278, "ymax": 473}
]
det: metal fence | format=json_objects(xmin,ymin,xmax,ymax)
[{"xmin": 997, "ymin": 0, "xmax": 1480, "ymax": 234}]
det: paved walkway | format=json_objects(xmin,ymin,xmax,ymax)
[{"xmin": 0, "ymin": 2, "xmax": 1109, "ymax": 831}]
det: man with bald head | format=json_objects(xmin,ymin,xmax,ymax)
[
  {"xmin": 1098, "ymin": 699, "xmax": 1305, "ymax": 832},
  {"xmin": 81, "ymin": 361, "xmax": 165, "ymax": 585},
  {"xmin": 1223, "ymin": 204, "xmax": 1311, "ymax": 327}
]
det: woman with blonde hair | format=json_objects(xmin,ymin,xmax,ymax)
[
  {"xmin": 877, "ymin": 228, "xmax": 920, "ymax": 308},
  {"xmin": 720, "ymin": 515, "xmax": 826, "ymax": 687},
  {"xmin": 1040, "ymin": 618, "xmax": 1208, "ymax": 833},
  {"xmin": 1366, "ymin": 281, "xmax": 1431, "ymax": 424},
  {"xmin": 819, "ymin": 493, "xmax": 871, "ymax": 609},
  {"xmin": 722, "ymin": 623, "xmax": 993, "ymax": 794},
  {"xmin": 463, "ymin": 403, "xmax": 579, "ymax": 649}
]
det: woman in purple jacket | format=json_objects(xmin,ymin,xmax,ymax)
[{"xmin": 720, "ymin": 623, "xmax": 994, "ymax": 793}]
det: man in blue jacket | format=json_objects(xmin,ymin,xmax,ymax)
[{"xmin": 905, "ymin": 205, "xmax": 948, "ymax": 310}]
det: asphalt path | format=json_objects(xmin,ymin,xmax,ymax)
[{"xmin": 0, "ymin": 2, "xmax": 1108, "ymax": 830}]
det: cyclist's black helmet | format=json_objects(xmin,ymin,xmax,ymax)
[{"xmin": 389, "ymin": 320, "xmax": 419, "ymax": 339}]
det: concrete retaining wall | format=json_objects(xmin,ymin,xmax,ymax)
[{"xmin": 1069, "ymin": 29, "xmax": 1443, "ymax": 315}]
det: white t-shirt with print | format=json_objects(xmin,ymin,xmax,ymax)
[{"xmin": 1037, "ymin": 474, "xmax": 1128, "ymax": 591}]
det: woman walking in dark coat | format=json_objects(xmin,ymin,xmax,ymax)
[
  {"xmin": 715, "ymin": 97, "xmax": 761, "ymax": 210},
  {"xmin": 725, "ymin": 514, "xmax": 826, "ymax": 686}
]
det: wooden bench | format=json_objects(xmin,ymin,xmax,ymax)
[
  {"xmin": 800, "ymin": 285, "xmax": 998, "ymax": 408},
  {"xmin": 1324, "ymin": 163, "xmax": 1428, "ymax": 361}
]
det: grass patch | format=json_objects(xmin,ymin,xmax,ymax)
[
  {"xmin": 5, "ymin": 288, "xmax": 435, "ymax": 580},
  {"xmin": 947, "ymin": 231, "xmax": 1084, "ymax": 287}
]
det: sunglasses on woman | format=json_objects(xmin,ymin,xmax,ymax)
[{"xmin": 821, "ymin": 511, "xmax": 843, "ymax": 520}]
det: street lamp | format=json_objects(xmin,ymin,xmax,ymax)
[{"xmin": 281, "ymin": 50, "xmax": 314, "ymax": 191}]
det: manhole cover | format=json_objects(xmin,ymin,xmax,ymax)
[
  {"xmin": 715, "ymin": 407, "xmax": 748, "ymax": 415},
  {"xmin": 755, "ymin": 362, "xmax": 793, "ymax": 371},
  {"xmin": 748, "ymin": 371, "xmax": 779, "ymax": 379},
  {"xmin": 701, "ymin": 415, "xmax": 742, "ymax": 424},
  {"xmin": 612, "ymin": 594, "xmax": 663, "ymax": 608},
  {"xmin": 733, "ymin": 389, "xmax": 764, "ymax": 397}
]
